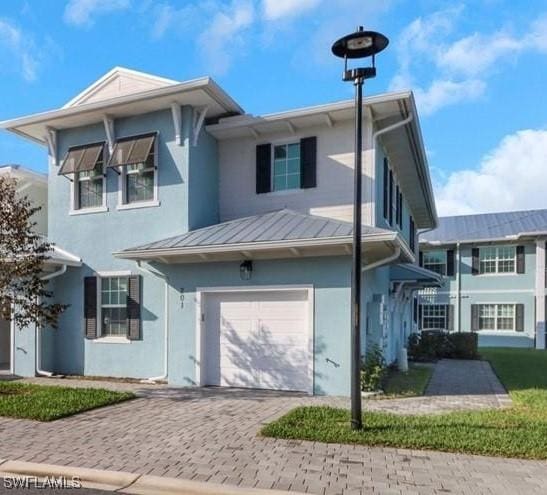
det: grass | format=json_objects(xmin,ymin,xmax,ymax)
[
  {"xmin": 261, "ymin": 348, "xmax": 547, "ymax": 459},
  {"xmin": 0, "ymin": 382, "xmax": 135, "ymax": 421},
  {"xmin": 379, "ymin": 363, "xmax": 433, "ymax": 398}
]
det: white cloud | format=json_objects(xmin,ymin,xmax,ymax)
[
  {"xmin": 262, "ymin": 0, "xmax": 321, "ymax": 21},
  {"xmin": 197, "ymin": 0, "xmax": 255, "ymax": 75},
  {"xmin": 0, "ymin": 18, "xmax": 43, "ymax": 81},
  {"xmin": 414, "ymin": 78, "xmax": 486, "ymax": 116},
  {"xmin": 390, "ymin": 8, "xmax": 547, "ymax": 116},
  {"xmin": 64, "ymin": 0, "xmax": 130, "ymax": 27},
  {"xmin": 435, "ymin": 129, "xmax": 547, "ymax": 216}
]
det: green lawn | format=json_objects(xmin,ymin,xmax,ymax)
[
  {"xmin": 380, "ymin": 363, "xmax": 433, "ymax": 398},
  {"xmin": 0, "ymin": 382, "xmax": 135, "ymax": 421},
  {"xmin": 262, "ymin": 348, "xmax": 547, "ymax": 459}
]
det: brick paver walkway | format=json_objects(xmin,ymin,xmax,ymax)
[{"xmin": 0, "ymin": 363, "xmax": 544, "ymax": 494}]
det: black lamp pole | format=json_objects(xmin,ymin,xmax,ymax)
[{"xmin": 332, "ymin": 26, "xmax": 389, "ymax": 430}]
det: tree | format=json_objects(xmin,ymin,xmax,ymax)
[{"xmin": 0, "ymin": 176, "xmax": 66, "ymax": 329}]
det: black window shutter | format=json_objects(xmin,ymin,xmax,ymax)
[
  {"xmin": 515, "ymin": 304, "xmax": 524, "ymax": 332},
  {"xmin": 413, "ymin": 298, "xmax": 418, "ymax": 323},
  {"xmin": 398, "ymin": 191, "xmax": 403, "ymax": 227},
  {"xmin": 418, "ymin": 304, "xmax": 423, "ymax": 329},
  {"xmin": 127, "ymin": 275, "xmax": 142, "ymax": 340},
  {"xmin": 419, "ymin": 251, "xmax": 423, "ymax": 267},
  {"xmin": 395, "ymin": 186, "xmax": 400, "ymax": 227},
  {"xmin": 383, "ymin": 159, "xmax": 389, "ymax": 219},
  {"xmin": 446, "ymin": 249, "xmax": 455, "ymax": 277},
  {"xmin": 446, "ymin": 304, "xmax": 454, "ymax": 331},
  {"xmin": 410, "ymin": 216, "xmax": 415, "ymax": 251},
  {"xmin": 516, "ymin": 245, "xmax": 525, "ymax": 274},
  {"xmin": 84, "ymin": 277, "xmax": 97, "ymax": 339},
  {"xmin": 472, "ymin": 248, "xmax": 480, "ymax": 275},
  {"xmin": 256, "ymin": 143, "xmax": 271, "ymax": 194},
  {"xmin": 388, "ymin": 170, "xmax": 394, "ymax": 225},
  {"xmin": 300, "ymin": 136, "xmax": 317, "ymax": 189},
  {"xmin": 471, "ymin": 304, "xmax": 479, "ymax": 331}
]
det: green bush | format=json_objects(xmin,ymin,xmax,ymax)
[
  {"xmin": 361, "ymin": 345, "xmax": 386, "ymax": 392},
  {"xmin": 408, "ymin": 331, "xmax": 478, "ymax": 361}
]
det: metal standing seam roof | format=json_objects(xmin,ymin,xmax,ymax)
[
  {"xmin": 420, "ymin": 208, "xmax": 547, "ymax": 244},
  {"xmin": 121, "ymin": 209, "xmax": 395, "ymax": 253}
]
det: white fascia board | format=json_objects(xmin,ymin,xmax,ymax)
[
  {"xmin": 419, "ymin": 234, "xmax": 546, "ymax": 246},
  {"xmin": 207, "ymin": 91, "xmax": 413, "ymax": 133},
  {"xmin": 114, "ymin": 231, "xmax": 399, "ymax": 260},
  {"xmin": 0, "ymin": 77, "xmax": 243, "ymax": 133}
]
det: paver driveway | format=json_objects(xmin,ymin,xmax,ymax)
[{"xmin": 0, "ymin": 382, "xmax": 546, "ymax": 494}]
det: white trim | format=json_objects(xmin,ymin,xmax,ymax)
[
  {"xmin": 171, "ymin": 103, "xmax": 182, "ymax": 146},
  {"xmin": 195, "ymin": 284, "xmax": 314, "ymax": 394},
  {"xmin": 192, "ymin": 107, "xmax": 208, "ymax": 146},
  {"xmin": 91, "ymin": 336, "xmax": 131, "ymax": 344},
  {"xmin": 117, "ymin": 200, "xmax": 160, "ymax": 211},
  {"xmin": 45, "ymin": 127, "xmax": 57, "ymax": 166},
  {"xmin": 419, "ymin": 289, "xmax": 534, "ymax": 295},
  {"xmin": 69, "ymin": 206, "xmax": 108, "ymax": 216},
  {"xmin": 9, "ymin": 304, "xmax": 15, "ymax": 375},
  {"xmin": 535, "ymin": 239, "xmax": 546, "ymax": 349},
  {"xmin": 96, "ymin": 270, "xmax": 132, "ymax": 277}
]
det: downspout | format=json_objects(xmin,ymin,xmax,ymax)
[
  {"xmin": 136, "ymin": 261, "xmax": 169, "ymax": 383},
  {"xmin": 36, "ymin": 264, "xmax": 67, "ymax": 377},
  {"xmin": 456, "ymin": 242, "xmax": 461, "ymax": 332},
  {"xmin": 362, "ymin": 247, "xmax": 401, "ymax": 272},
  {"xmin": 370, "ymin": 113, "xmax": 414, "ymax": 226}
]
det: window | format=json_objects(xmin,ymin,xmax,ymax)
[
  {"xmin": 422, "ymin": 304, "xmax": 448, "ymax": 330},
  {"xmin": 77, "ymin": 156, "xmax": 104, "ymax": 209},
  {"xmin": 422, "ymin": 250, "xmax": 447, "ymax": 276},
  {"xmin": 479, "ymin": 246, "xmax": 516, "ymax": 274},
  {"xmin": 272, "ymin": 143, "xmax": 301, "ymax": 191},
  {"xmin": 478, "ymin": 304, "xmax": 515, "ymax": 331},
  {"xmin": 125, "ymin": 148, "xmax": 155, "ymax": 203},
  {"xmin": 100, "ymin": 277, "xmax": 128, "ymax": 337}
]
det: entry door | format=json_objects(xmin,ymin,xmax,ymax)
[{"xmin": 203, "ymin": 290, "xmax": 311, "ymax": 392}]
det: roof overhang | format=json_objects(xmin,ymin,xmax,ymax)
[
  {"xmin": 0, "ymin": 165, "xmax": 47, "ymax": 187},
  {"xmin": 0, "ymin": 78, "xmax": 244, "ymax": 145},
  {"xmin": 206, "ymin": 91, "xmax": 437, "ymax": 230},
  {"xmin": 114, "ymin": 231, "xmax": 414, "ymax": 265},
  {"xmin": 390, "ymin": 263, "xmax": 442, "ymax": 287},
  {"xmin": 421, "ymin": 231, "xmax": 547, "ymax": 247}
]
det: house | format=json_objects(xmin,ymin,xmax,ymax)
[
  {"xmin": 418, "ymin": 209, "xmax": 547, "ymax": 349},
  {"xmin": 0, "ymin": 67, "xmax": 439, "ymax": 395},
  {"xmin": 0, "ymin": 164, "xmax": 81, "ymax": 375}
]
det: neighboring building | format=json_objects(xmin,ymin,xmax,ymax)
[
  {"xmin": 418, "ymin": 209, "xmax": 547, "ymax": 349},
  {"xmin": 0, "ymin": 164, "xmax": 48, "ymax": 235},
  {"xmin": 0, "ymin": 67, "xmax": 439, "ymax": 395}
]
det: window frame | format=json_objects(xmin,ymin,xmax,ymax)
[
  {"xmin": 94, "ymin": 271, "xmax": 132, "ymax": 343},
  {"xmin": 478, "ymin": 245, "xmax": 517, "ymax": 275},
  {"xmin": 421, "ymin": 304, "xmax": 448, "ymax": 330},
  {"xmin": 422, "ymin": 250, "xmax": 447, "ymax": 276},
  {"xmin": 69, "ymin": 142, "xmax": 107, "ymax": 215},
  {"xmin": 117, "ymin": 134, "xmax": 160, "ymax": 210},
  {"xmin": 477, "ymin": 303, "xmax": 516, "ymax": 331},
  {"xmin": 270, "ymin": 140, "xmax": 302, "ymax": 193}
]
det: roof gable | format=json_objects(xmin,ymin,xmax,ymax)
[{"xmin": 63, "ymin": 67, "xmax": 179, "ymax": 108}]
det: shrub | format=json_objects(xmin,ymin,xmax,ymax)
[
  {"xmin": 408, "ymin": 331, "xmax": 478, "ymax": 361},
  {"xmin": 361, "ymin": 345, "xmax": 386, "ymax": 392}
]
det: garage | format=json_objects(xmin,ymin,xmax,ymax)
[{"xmin": 199, "ymin": 288, "xmax": 312, "ymax": 393}]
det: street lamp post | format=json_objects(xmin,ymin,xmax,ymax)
[{"xmin": 332, "ymin": 27, "xmax": 389, "ymax": 430}]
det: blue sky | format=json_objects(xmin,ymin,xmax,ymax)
[{"xmin": 0, "ymin": 0, "xmax": 546, "ymax": 215}]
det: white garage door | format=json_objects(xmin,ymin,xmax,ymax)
[{"xmin": 202, "ymin": 289, "xmax": 311, "ymax": 392}]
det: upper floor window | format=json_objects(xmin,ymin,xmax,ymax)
[
  {"xmin": 479, "ymin": 246, "xmax": 516, "ymax": 274},
  {"xmin": 273, "ymin": 143, "xmax": 300, "ymax": 191},
  {"xmin": 58, "ymin": 141, "xmax": 106, "ymax": 212},
  {"xmin": 422, "ymin": 250, "xmax": 446, "ymax": 276},
  {"xmin": 108, "ymin": 133, "xmax": 158, "ymax": 207},
  {"xmin": 256, "ymin": 137, "xmax": 317, "ymax": 194}
]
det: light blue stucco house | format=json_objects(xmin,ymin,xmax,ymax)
[
  {"xmin": 0, "ymin": 67, "xmax": 439, "ymax": 395},
  {"xmin": 418, "ymin": 209, "xmax": 547, "ymax": 349}
]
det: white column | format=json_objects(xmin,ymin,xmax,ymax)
[{"xmin": 535, "ymin": 239, "xmax": 546, "ymax": 349}]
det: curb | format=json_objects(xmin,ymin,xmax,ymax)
[{"xmin": 0, "ymin": 460, "xmax": 307, "ymax": 495}]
